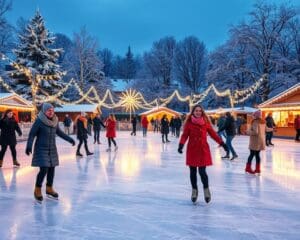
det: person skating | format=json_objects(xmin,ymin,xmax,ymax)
[
  {"xmin": 63, "ymin": 114, "xmax": 72, "ymax": 135},
  {"xmin": 76, "ymin": 112, "xmax": 93, "ymax": 156},
  {"xmin": 93, "ymin": 114, "xmax": 105, "ymax": 144},
  {"xmin": 265, "ymin": 113, "xmax": 276, "ymax": 146},
  {"xmin": 218, "ymin": 112, "xmax": 238, "ymax": 160},
  {"xmin": 0, "ymin": 110, "xmax": 22, "ymax": 168},
  {"xmin": 141, "ymin": 116, "xmax": 149, "ymax": 137},
  {"xmin": 131, "ymin": 115, "xmax": 137, "ymax": 136},
  {"xmin": 294, "ymin": 115, "xmax": 300, "ymax": 142},
  {"xmin": 245, "ymin": 110, "xmax": 266, "ymax": 175},
  {"xmin": 25, "ymin": 103, "xmax": 75, "ymax": 202},
  {"xmin": 106, "ymin": 114, "xmax": 118, "ymax": 152},
  {"xmin": 174, "ymin": 116, "xmax": 182, "ymax": 138},
  {"xmin": 178, "ymin": 105, "xmax": 228, "ymax": 204},
  {"xmin": 161, "ymin": 114, "xmax": 170, "ymax": 143}
]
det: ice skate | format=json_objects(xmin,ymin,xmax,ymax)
[
  {"xmin": 191, "ymin": 189, "xmax": 198, "ymax": 203},
  {"xmin": 46, "ymin": 186, "xmax": 59, "ymax": 199},
  {"xmin": 34, "ymin": 187, "xmax": 43, "ymax": 203},
  {"xmin": 204, "ymin": 188, "xmax": 211, "ymax": 203}
]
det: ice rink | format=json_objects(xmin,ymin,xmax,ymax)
[{"xmin": 0, "ymin": 131, "xmax": 299, "ymax": 240}]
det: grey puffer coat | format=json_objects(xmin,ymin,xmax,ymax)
[{"xmin": 26, "ymin": 114, "xmax": 74, "ymax": 167}]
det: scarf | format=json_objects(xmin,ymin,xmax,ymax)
[
  {"xmin": 38, "ymin": 111, "xmax": 58, "ymax": 128},
  {"xmin": 191, "ymin": 115, "xmax": 205, "ymax": 126},
  {"xmin": 78, "ymin": 116, "xmax": 88, "ymax": 129}
]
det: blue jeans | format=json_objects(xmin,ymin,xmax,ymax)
[
  {"xmin": 142, "ymin": 127, "xmax": 147, "ymax": 137},
  {"xmin": 226, "ymin": 135, "xmax": 237, "ymax": 156}
]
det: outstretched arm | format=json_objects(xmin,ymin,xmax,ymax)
[{"xmin": 56, "ymin": 125, "xmax": 74, "ymax": 144}]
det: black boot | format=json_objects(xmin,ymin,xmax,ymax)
[{"xmin": 76, "ymin": 151, "xmax": 83, "ymax": 157}]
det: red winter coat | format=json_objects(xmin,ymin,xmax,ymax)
[
  {"xmin": 294, "ymin": 117, "xmax": 300, "ymax": 130},
  {"xmin": 106, "ymin": 119, "xmax": 116, "ymax": 138},
  {"xmin": 141, "ymin": 117, "xmax": 149, "ymax": 128},
  {"xmin": 179, "ymin": 119, "xmax": 223, "ymax": 167}
]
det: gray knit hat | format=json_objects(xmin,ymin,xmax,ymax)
[{"xmin": 42, "ymin": 103, "xmax": 54, "ymax": 113}]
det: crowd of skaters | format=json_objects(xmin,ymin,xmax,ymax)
[{"xmin": 0, "ymin": 103, "xmax": 300, "ymax": 205}]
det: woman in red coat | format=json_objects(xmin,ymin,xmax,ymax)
[
  {"xmin": 106, "ymin": 114, "xmax": 118, "ymax": 152},
  {"xmin": 178, "ymin": 105, "xmax": 228, "ymax": 204},
  {"xmin": 141, "ymin": 116, "xmax": 149, "ymax": 137}
]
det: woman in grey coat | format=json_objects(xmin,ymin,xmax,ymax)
[{"xmin": 26, "ymin": 103, "xmax": 75, "ymax": 202}]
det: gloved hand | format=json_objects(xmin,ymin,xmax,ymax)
[
  {"xmin": 220, "ymin": 142, "xmax": 229, "ymax": 153},
  {"xmin": 178, "ymin": 143, "xmax": 184, "ymax": 154},
  {"xmin": 70, "ymin": 139, "xmax": 76, "ymax": 146},
  {"xmin": 25, "ymin": 147, "xmax": 32, "ymax": 156}
]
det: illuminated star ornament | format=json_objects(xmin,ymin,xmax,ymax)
[{"xmin": 119, "ymin": 89, "xmax": 142, "ymax": 114}]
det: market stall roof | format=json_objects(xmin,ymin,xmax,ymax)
[
  {"xmin": 0, "ymin": 92, "xmax": 33, "ymax": 110},
  {"xmin": 258, "ymin": 82, "xmax": 300, "ymax": 108},
  {"xmin": 54, "ymin": 104, "xmax": 99, "ymax": 113},
  {"xmin": 139, "ymin": 106, "xmax": 182, "ymax": 116},
  {"xmin": 206, "ymin": 106, "xmax": 258, "ymax": 115}
]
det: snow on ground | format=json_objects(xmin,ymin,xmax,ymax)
[{"xmin": 0, "ymin": 131, "xmax": 299, "ymax": 240}]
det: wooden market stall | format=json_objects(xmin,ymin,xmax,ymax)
[
  {"xmin": 258, "ymin": 83, "xmax": 300, "ymax": 137},
  {"xmin": 0, "ymin": 93, "xmax": 34, "ymax": 122},
  {"xmin": 54, "ymin": 104, "xmax": 101, "ymax": 121},
  {"xmin": 139, "ymin": 106, "xmax": 182, "ymax": 122}
]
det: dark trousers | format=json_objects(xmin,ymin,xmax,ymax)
[
  {"xmin": 94, "ymin": 129, "xmax": 100, "ymax": 143},
  {"xmin": 226, "ymin": 135, "xmax": 237, "ymax": 156},
  {"xmin": 35, "ymin": 167, "xmax": 55, "ymax": 187},
  {"xmin": 77, "ymin": 138, "xmax": 89, "ymax": 153},
  {"xmin": 189, "ymin": 166, "xmax": 209, "ymax": 189},
  {"xmin": 295, "ymin": 129, "xmax": 300, "ymax": 141},
  {"xmin": 162, "ymin": 134, "xmax": 169, "ymax": 142},
  {"xmin": 247, "ymin": 150, "xmax": 261, "ymax": 165},
  {"xmin": 175, "ymin": 128, "xmax": 180, "ymax": 138},
  {"xmin": 0, "ymin": 144, "xmax": 17, "ymax": 161},
  {"xmin": 108, "ymin": 137, "xmax": 117, "ymax": 148},
  {"xmin": 131, "ymin": 125, "xmax": 136, "ymax": 135},
  {"xmin": 266, "ymin": 131, "xmax": 273, "ymax": 145}
]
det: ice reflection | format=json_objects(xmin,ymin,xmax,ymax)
[{"xmin": 119, "ymin": 151, "xmax": 140, "ymax": 178}]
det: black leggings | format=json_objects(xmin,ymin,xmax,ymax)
[
  {"xmin": 35, "ymin": 167, "xmax": 55, "ymax": 187},
  {"xmin": 94, "ymin": 129, "xmax": 100, "ymax": 143},
  {"xmin": 247, "ymin": 150, "xmax": 261, "ymax": 165},
  {"xmin": 108, "ymin": 138, "xmax": 117, "ymax": 147},
  {"xmin": 0, "ymin": 144, "xmax": 17, "ymax": 161},
  {"xmin": 189, "ymin": 166, "xmax": 208, "ymax": 189}
]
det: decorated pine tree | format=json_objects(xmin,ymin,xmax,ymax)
[{"xmin": 9, "ymin": 10, "xmax": 64, "ymax": 99}]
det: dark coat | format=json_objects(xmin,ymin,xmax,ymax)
[
  {"xmin": 26, "ymin": 118, "xmax": 74, "ymax": 167},
  {"xmin": 174, "ymin": 118, "xmax": 182, "ymax": 129},
  {"xmin": 63, "ymin": 117, "xmax": 72, "ymax": 127},
  {"xmin": 265, "ymin": 116, "xmax": 276, "ymax": 128},
  {"xmin": 161, "ymin": 118, "xmax": 169, "ymax": 134},
  {"xmin": 0, "ymin": 118, "xmax": 22, "ymax": 146},
  {"xmin": 77, "ymin": 119, "xmax": 88, "ymax": 140},
  {"xmin": 180, "ymin": 119, "xmax": 223, "ymax": 167},
  {"xmin": 93, "ymin": 117, "xmax": 105, "ymax": 131},
  {"xmin": 219, "ymin": 115, "xmax": 236, "ymax": 136}
]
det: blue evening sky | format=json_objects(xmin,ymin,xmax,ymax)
[{"xmin": 6, "ymin": 0, "xmax": 299, "ymax": 55}]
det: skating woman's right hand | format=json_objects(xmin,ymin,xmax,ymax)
[{"xmin": 178, "ymin": 144, "xmax": 184, "ymax": 154}]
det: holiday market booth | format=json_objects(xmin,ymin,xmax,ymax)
[
  {"xmin": 0, "ymin": 93, "xmax": 34, "ymax": 122},
  {"xmin": 139, "ymin": 106, "xmax": 182, "ymax": 121},
  {"xmin": 258, "ymin": 83, "xmax": 300, "ymax": 138},
  {"xmin": 206, "ymin": 106, "xmax": 258, "ymax": 134},
  {"xmin": 54, "ymin": 104, "xmax": 101, "ymax": 121}
]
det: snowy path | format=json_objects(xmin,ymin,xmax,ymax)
[{"xmin": 0, "ymin": 131, "xmax": 299, "ymax": 240}]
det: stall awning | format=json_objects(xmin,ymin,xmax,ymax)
[
  {"xmin": 54, "ymin": 104, "xmax": 99, "ymax": 113},
  {"xmin": 0, "ymin": 92, "xmax": 34, "ymax": 110}
]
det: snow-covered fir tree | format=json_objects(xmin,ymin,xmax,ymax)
[{"xmin": 9, "ymin": 10, "xmax": 64, "ymax": 99}]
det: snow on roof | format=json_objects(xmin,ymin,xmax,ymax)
[
  {"xmin": 258, "ymin": 82, "xmax": 300, "ymax": 108},
  {"xmin": 0, "ymin": 92, "xmax": 14, "ymax": 100},
  {"xmin": 54, "ymin": 104, "xmax": 99, "ymax": 113},
  {"xmin": 206, "ymin": 107, "xmax": 258, "ymax": 114},
  {"xmin": 111, "ymin": 79, "xmax": 129, "ymax": 92},
  {"xmin": 139, "ymin": 106, "xmax": 182, "ymax": 116}
]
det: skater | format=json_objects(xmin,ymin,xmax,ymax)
[
  {"xmin": 178, "ymin": 105, "xmax": 228, "ymax": 203},
  {"xmin": 63, "ymin": 114, "xmax": 72, "ymax": 135},
  {"xmin": 294, "ymin": 115, "xmax": 300, "ymax": 142},
  {"xmin": 141, "ymin": 116, "xmax": 149, "ymax": 137},
  {"xmin": 93, "ymin": 114, "xmax": 105, "ymax": 144},
  {"xmin": 169, "ymin": 116, "xmax": 176, "ymax": 136},
  {"xmin": 25, "ymin": 103, "xmax": 75, "ymax": 202},
  {"xmin": 174, "ymin": 116, "xmax": 182, "ymax": 138},
  {"xmin": 0, "ymin": 109, "xmax": 22, "ymax": 168},
  {"xmin": 106, "ymin": 114, "xmax": 118, "ymax": 152},
  {"xmin": 153, "ymin": 118, "xmax": 160, "ymax": 133},
  {"xmin": 245, "ymin": 110, "xmax": 265, "ymax": 175},
  {"xmin": 161, "ymin": 114, "xmax": 170, "ymax": 143},
  {"xmin": 76, "ymin": 112, "xmax": 93, "ymax": 156},
  {"xmin": 217, "ymin": 114, "xmax": 226, "ymax": 140},
  {"xmin": 131, "ymin": 115, "xmax": 137, "ymax": 136},
  {"xmin": 218, "ymin": 112, "xmax": 238, "ymax": 160},
  {"xmin": 265, "ymin": 113, "xmax": 276, "ymax": 146}
]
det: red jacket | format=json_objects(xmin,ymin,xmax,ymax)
[
  {"xmin": 106, "ymin": 119, "xmax": 116, "ymax": 138},
  {"xmin": 295, "ymin": 117, "xmax": 300, "ymax": 130},
  {"xmin": 141, "ymin": 117, "xmax": 149, "ymax": 128},
  {"xmin": 180, "ymin": 120, "xmax": 223, "ymax": 167}
]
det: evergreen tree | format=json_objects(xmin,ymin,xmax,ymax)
[
  {"xmin": 9, "ymin": 10, "xmax": 64, "ymax": 99},
  {"xmin": 124, "ymin": 46, "xmax": 136, "ymax": 81}
]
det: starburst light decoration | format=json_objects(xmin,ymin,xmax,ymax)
[{"xmin": 119, "ymin": 89, "xmax": 142, "ymax": 115}]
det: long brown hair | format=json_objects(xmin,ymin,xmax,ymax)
[{"xmin": 185, "ymin": 105, "xmax": 211, "ymax": 125}]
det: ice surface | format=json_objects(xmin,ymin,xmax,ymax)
[{"xmin": 0, "ymin": 132, "xmax": 299, "ymax": 240}]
